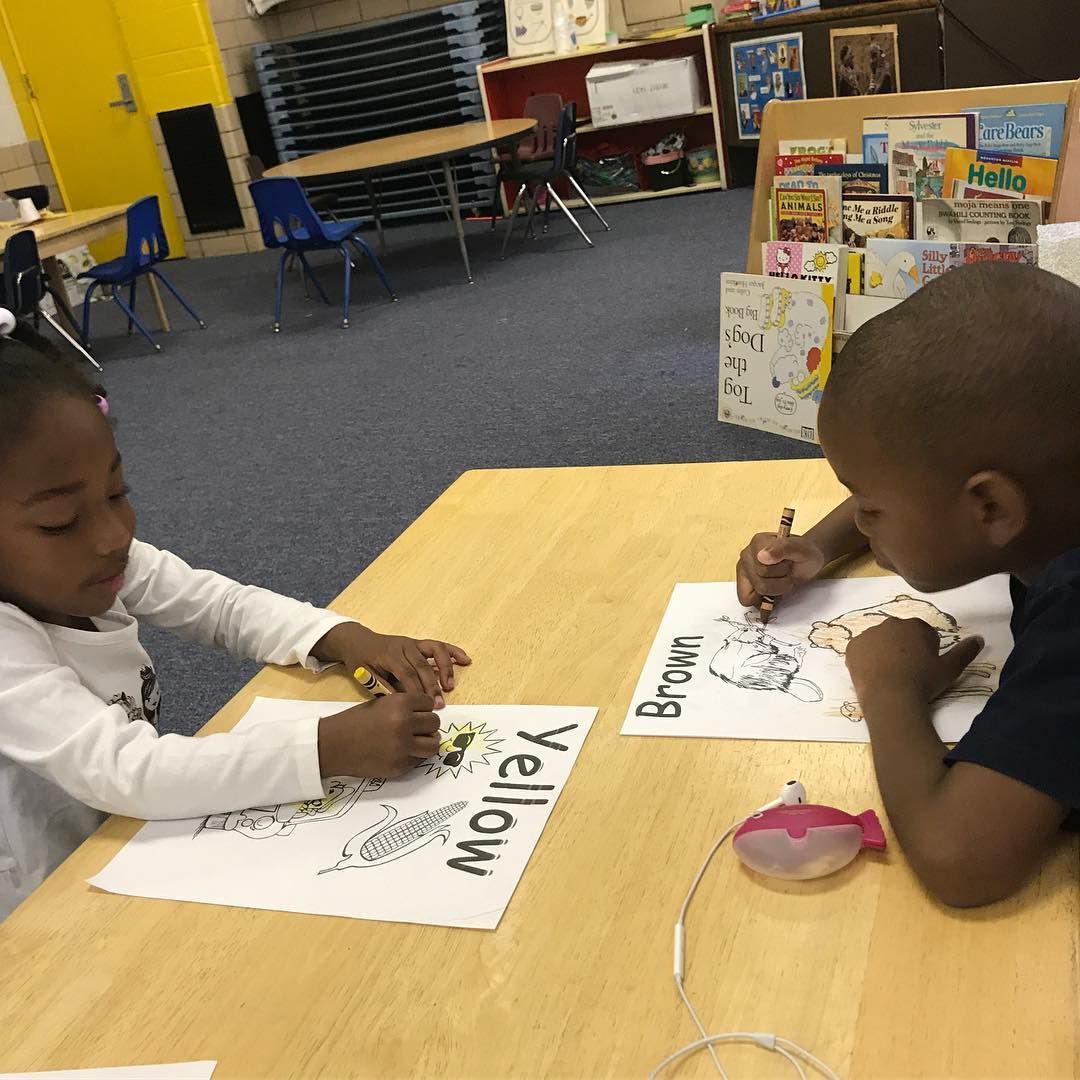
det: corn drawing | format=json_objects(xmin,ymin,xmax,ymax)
[{"xmin": 320, "ymin": 801, "xmax": 467, "ymax": 873}]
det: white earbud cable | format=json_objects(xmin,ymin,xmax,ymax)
[{"xmin": 654, "ymin": 788, "xmax": 842, "ymax": 1080}]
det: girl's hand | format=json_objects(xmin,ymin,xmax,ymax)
[
  {"xmin": 317, "ymin": 694, "xmax": 440, "ymax": 777},
  {"xmin": 313, "ymin": 623, "xmax": 471, "ymax": 708}
]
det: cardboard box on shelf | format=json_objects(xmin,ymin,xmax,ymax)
[{"xmin": 585, "ymin": 56, "xmax": 703, "ymax": 129}]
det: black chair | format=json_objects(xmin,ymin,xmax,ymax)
[
  {"xmin": 498, "ymin": 104, "xmax": 609, "ymax": 260},
  {"xmin": 2, "ymin": 229, "xmax": 101, "ymax": 371}
]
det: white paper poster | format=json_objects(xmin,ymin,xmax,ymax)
[
  {"xmin": 90, "ymin": 700, "xmax": 596, "ymax": 930},
  {"xmin": 621, "ymin": 576, "xmax": 1013, "ymax": 743},
  {"xmin": 0, "ymin": 1065, "xmax": 216, "ymax": 1080}
]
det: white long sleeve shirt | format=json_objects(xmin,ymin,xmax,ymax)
[{"xmin": 0, "ymin": 538, "xmax": 353, "ymax": 919}]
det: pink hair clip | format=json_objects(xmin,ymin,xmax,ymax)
[{"xmin": 95, "ymin": 394, "xmax": 109, "ymax": 416}]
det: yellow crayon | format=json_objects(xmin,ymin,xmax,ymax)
[
  {"xmin": 352, "ymin": 666, "xmax": 387, "ymax": 696},
  {"xmin": 760, "ymin": 506, "xmax": 795, "ymax": 626}
]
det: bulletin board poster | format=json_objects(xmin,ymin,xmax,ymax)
[{"xmin": 730, "ymin": 32, "xmax": 806, "ymax": 140}]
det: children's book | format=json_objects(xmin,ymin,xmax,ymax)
[
  {"xmin": 814, "ymin": 162, "xmax": 888, "ymax": 194},
  {"xmin": 916, "ymin": 197, "xmax": 1041, "ymax": 243},
  {"xmin": 778, "ymin": 137, "xmax": 847, "ymax": 155},
  {"xmin": 774, "ymin": 187, "xmax": 828, "ymax": 243},
  {"xmin": 864, "ymin": 237, "xmax": 1037, "ymax": 299},
  {"xmin": 771, "ymin": 174, "xmax": 843, "ymax": 243},
  {"xmin": 847, "ymin": 249, "xmax": 864, "ymax": 294},
  {"xmin": 862, "ymin": 132, "xmax": 888, "ymax": 166},
  {"xmin": 762, "ymin": 240, "xmax": 847, "ymax": 328},
  {"xmin": 967, "ymin": 103, "xmax": 1067, "ymax": 159},
  {"xmin": 866, "ymin": 114, "xmax": 976, "ymax": 200},
  {"xmin": 942, "ymin": 148, "xmax": 1058, "ymax": 211},
  {"xmin": 775, "ymin": 153, "xmax": 844, "ymax": 175},
  {"xmin": 843, "ymin": 293, "xmax": 901, "ymax": 333},
  {"xmin": 718, "ymin": 273, "xmax": 834, "ymax": 444},
  {"xmin": 841, "ymin": 194, "xmax": 914, "ymax": 248}
]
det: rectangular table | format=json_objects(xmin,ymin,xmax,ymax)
[
  {"xmin": 0, "ymin": 206, "xmax": 170, "ymax": 335},
  {"xmin": 0, "ymin": 461, "xmax": 1076, "ymax": 1078}
]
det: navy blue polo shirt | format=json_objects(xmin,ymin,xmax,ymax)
[{"xmin": 946, "ymin": 549, "xmax": 1080, "ymax": 829}]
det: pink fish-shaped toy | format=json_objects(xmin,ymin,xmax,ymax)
[{"xmin": 733, "ymin": 803, "xmax": 886, "ymax": 880}]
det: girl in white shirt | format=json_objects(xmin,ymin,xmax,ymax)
[{"xmin": 0, "ymin": 332, "xmax": 470, "ymax": 919}]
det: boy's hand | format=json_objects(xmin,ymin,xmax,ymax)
[
  {"xmin": 318, "ymin": 693, "xmax": 440, "ymax": 778},
  {"xmin": 844, "ymin": 617, "xmax": 985, "ymax": 705},
  {"xmin": 313, "ymin": 623, "xmax": 471, "ymax": 708},
  {"xmin": 736, "ymin": 533, "xmax": 827, "ymax": 607}
]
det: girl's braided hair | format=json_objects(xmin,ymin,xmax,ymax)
[{"xmin": 0, "ymin": 322, "xmax": 102, "ymax": 458}]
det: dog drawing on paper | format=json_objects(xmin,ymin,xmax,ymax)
[{"xmin": 709, "ymin": 614, "xmax": 823, "ymax": 702}]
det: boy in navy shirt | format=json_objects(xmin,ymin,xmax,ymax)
[{"xmin": 736, "ymin": 262, "xmax": 1079, "ymax": 907}]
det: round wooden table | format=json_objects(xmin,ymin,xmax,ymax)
[{"xmin": 265, "ymin": 119, "xmax": 537, "ymax": 284}]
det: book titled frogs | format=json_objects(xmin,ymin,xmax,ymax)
[{"xmin": 718, "ymin": 272, "xmax": 835, "ymax": 445}]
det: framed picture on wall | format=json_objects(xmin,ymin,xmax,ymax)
[
  {"xmin": 730, "ymin": 31, "xmax": 806, "ymax": 139},
  {"xmin": 829, "ymin": 24, "xmax": 901, "ymax": 97}
]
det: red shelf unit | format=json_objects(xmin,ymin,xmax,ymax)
[{"xmin": 477, "ymin": 27, "xmax": 730, "ymax": 211}]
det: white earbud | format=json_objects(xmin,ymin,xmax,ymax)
[{"xmin": 751, "ymin": 778, "xmax": 807, "ymax": 815}]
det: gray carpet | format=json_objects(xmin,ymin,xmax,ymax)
[{"xmin": 82, "ymin": 187, "xmax": 817, "ymax": 735}]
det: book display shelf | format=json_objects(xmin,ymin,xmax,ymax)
[{"xmin": 745, "ymin": 78, "xmax": 1080, "ymax": 274}]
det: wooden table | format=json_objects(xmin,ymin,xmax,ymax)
[
  {"xmin": 265, "ymin": 119, "xmax": 536, "ymax": 284},
  {"xmin": 1, "ymin": 461, "xmax": 1077, "ymax": 1078},
  {"xmin": 0, "ymin": 205, "xmax": 171, "ymax": 336}
]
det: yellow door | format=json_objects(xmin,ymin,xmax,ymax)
[{"xmin": 0, "ymin": 0, "xmax": 183, "ymax": 261}]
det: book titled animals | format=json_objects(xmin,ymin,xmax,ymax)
[
  {"xmin": 842, "ymin": 194, "xmax": 914, "ymax": 247},
  {"xmin": 718, "ymin": 273, "xmax": 834, "ymax": 444},
  {"xmin": 774, "ymin": 187, "xmax": 828, "ymax": 243},
  {"xmin": 771, "ymin": 175, "xmax": 842, "ymax": 243},
  {"xmin": 864, "ymin": 238, "xmax": 1036, "ymax": 299},
  {"xmin": 917, "ymin": 198, "xmax": 1041, "ymax": 243}
]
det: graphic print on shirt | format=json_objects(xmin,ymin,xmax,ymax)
[
  {"xmin": 140, "ymin": 665, "xmax": 161, "ymax": 727},
  {"xmin": 106, "ymin": 690, "xmax": 144, "ymax": 724}
]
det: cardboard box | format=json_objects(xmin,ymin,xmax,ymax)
[{"xmin": 585, "ymin": 56, "xmax": 703, "ymax": 128}]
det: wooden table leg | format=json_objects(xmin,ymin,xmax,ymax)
[
  {"xmin": 42, "ymin": 256, "xmax": 82, "ymax": 338},
  {"xmin": 147, "ymin": 274, "xmax": 170, "ymax": 332}
]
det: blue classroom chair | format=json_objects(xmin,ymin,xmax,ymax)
[
  {"xmin": 249, "ymin": 177, "xmax": 396, "ymax": 333},
  {"xmin": 78, "ymin": 195, "xmax": 205, "ymax": 353}
]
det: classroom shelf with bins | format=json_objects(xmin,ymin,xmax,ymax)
[{"xmin": 477, "ymin": 26, "xmax": 729, "ymax": 212}]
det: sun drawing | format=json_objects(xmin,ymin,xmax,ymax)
[
  {"xmin": 803, "ymin": 250, "xmax": 837, "ymax": 273},
  {"xmin": 420, "ymin": 720, "xmax": 504, "ymax": 779}
]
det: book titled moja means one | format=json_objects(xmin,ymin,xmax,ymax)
[{"xmin": 718, "ymin": 273, "xmax": 835, "ymax": 445}]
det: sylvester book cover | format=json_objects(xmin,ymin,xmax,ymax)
[
  {"xmin": 719, "ymin": 273, "xmax": 835, "ymax": 444},
  {"xmin": 867, "ymin": 114, "xmax": 976, "ymax": 200},
  {"xmin": 842, "ymin": 194, "xmax": 914, "ymax": 247},
  {"xmin": 864, "ymin": 238, "xmax": 1036, "ymax": 298}
]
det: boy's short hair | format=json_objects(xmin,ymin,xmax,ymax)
[
  {"xmin": 0, "ymin": 327, "xmax": 98, "ymax": 458},
  {"xmin": 821, "ymin": 263, "xmax": 1080, "ymax": 475}
]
